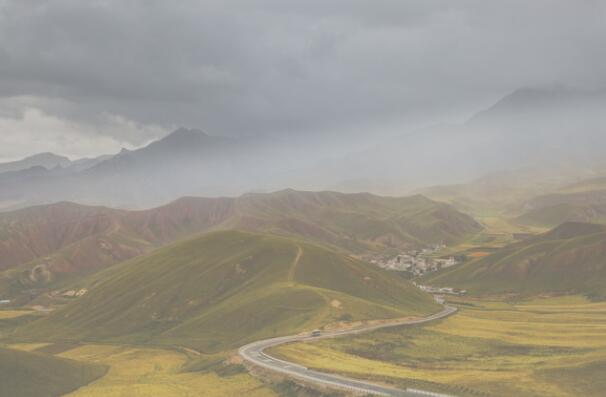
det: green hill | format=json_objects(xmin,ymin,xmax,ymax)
[
  {"xmin": 516, "ymin": 202, "xmax": 606, "ymax": 228},
  {"xmin": 517, "ymin": 187, "xmax": 606, "ymax": 227},
  {"xmin": 227, "ymin": 190, "xmax": 481, "ymax": 251},
  {"xmin": 557, "ymin": 175, "xmax": 606, "ymax": 194},
  {"xmin": 426, "ymin": 222, "xmax": 606, "ymax": 299},
  {"xmin": 17, "ymin": 231, "xmax": 439, "ymax": 352},
  {"xmin": 0, "ymin": 190, "xmax": 480, "ymax": 305},
  {"xmin": 0, "ymin": 347, "xmax": 106, "ymax": 397},
  {"xmin": 418, "ymin": 166, "xmax": 588, "ymax": 215}
]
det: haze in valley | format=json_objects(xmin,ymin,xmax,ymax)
[{"xmin": 3, "ymin": 3, "xmax": 606, "ymax": 397}]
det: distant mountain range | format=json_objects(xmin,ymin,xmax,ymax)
[
  {"xmin": 0, "ymin": 152, "xmax": 71, "ymax": 174},
  {"xmin": 0, "ymin": 152, "xmax": 111, "ymax": 175},
  {"xmin": 0, "ymin": 189, "xmax": 481, "ymax": 305},
  {"xmin": 0, "ymin": 127, "xmax": 314, "ymax": 210},
  {"xmin": 315, "ymin": 85, "xmax": 606, "ymax": 194},
  {"xmin": 1, "ymin": 86, "xmax": 605, "ymax": 210}
]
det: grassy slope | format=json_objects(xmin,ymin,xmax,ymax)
[
  {"xmin": 0, "ymin": 202, "xmax": 146, "ymax": 272},
  {"xmin": 0, "ymin": 346, "xmax": 106, "ymax": 397},
  {"xmin": 516, "ymin": 201, "xmax": 606, "ymax": 228},
  {"xmin": 417, "ymin": 165, "xmax": 585, "ymax": 216},
  {"xmin": 426, "ymin": 222, "xmax": 606, "ymax": 298},
  {"xmin": 228, "ymin": 190, "xmax": 482, "ymax": 252},
  {"xmin": 54, "ymin": 344, "xmax": 278, "ymax": 397},
  {"xmin": 16, "ymin": 230, "xmax": 439, "ymax": 352},
  {"xmin": 557, "ymin": 175, "xmax": 606, "ymax": 194},
  {"xmin": 0, "ymin": 190, "xmax": 481, "ymax": 304},
  {"xmin": 0, "ymin": 202, "xmax": 155, "ymax": 306},
  {"xmin": 516, "ymin": 178, "xmax": 606, "ymax": 227},
  {"xmin": 270, "ymin": 296, "xmax": 606, "ymax": 397}
]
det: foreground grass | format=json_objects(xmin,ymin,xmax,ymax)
[
  {"xmin": 0, "ymin": 310, "xmax": 36, "ymax": 319},
  {"xmin": 0, "ymin": 346, "xmax": 106, "ymax": 397},
  {"xmin": 4, "ymin": 341, "xmax": 350, "ymax": 397},
  {"xmin": 7, "ymin": 343, "xmax": 278, "ymax": 397},
  {"xmin": 270, "ymin": 296, "xmax": 606, "ymax": 397}
]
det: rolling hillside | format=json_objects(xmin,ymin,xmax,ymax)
[
  {"xmin": 0, "ymin": 202, "xmax": 154, "ymax": 306},
  {"xmin": 557, "ymin": 175, "xmax": 606, "ymax": 194},
  {"xmin": 517, "ymin": 187, "xmax": 606, "ymax": 227},
  {"xmin": 224, "ymin": 190, "xmax": 481, "ymax": 250},
  {"xmin": 0, "ymin": 190, "xmax": 480, "ymax": 304},
  {"xmin": 0, "ymin": 202, "xmax": 144, "ymax": 273},
  {"xmin": 17, "ymin": 231, "xmax": 440, "ymax": 352},
  {"xmin": 517, "ymin": 202, "xmax": 606, "ymax": 228},
  {"xmin": 419, "ymin": 165, "xmax": 596, "ymax": 214},
  {"xmin": 0, "ymin": 347, "xmax": 106, "ymax": 397},
  {"xmin": 426, "ymin": 222, "xmax": 606, "ymax": 298}
]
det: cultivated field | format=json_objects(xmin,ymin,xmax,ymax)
[
  {"xmin": 0, "ymin": 310, "xmax": 35, "ymax": 319},
  {"xmin": 0, "ymin": 345, "xmax": 106, "ymax": 397},
  {"xmin": 6, "ymin": 343, "xmax": 279, "ymax": 397},
  {"xmin": 58, "ymin": 345, "xmax": 277, "ymax": 397},
  {"xmin": 270, "ymin": 296, "xmax": 606, "ymax": 397},
  {"xmin": 0, "ymin": 307, "xmax": 336, "ymax": 397}
]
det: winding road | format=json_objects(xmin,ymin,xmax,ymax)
[{"xmin": 239, "ymin": 303, "xmax": 458, "ymax": 396}]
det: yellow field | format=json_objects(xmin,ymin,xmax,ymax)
[
  {"xmin": 440, "ymin": 213, "xmax": 548, "ymax": 256},
  {"xmin": 271, "ymin": 296, "xmax": 606, "ymax": 397},
  {"xmin": 466, "ymin": 251, "xmax": 490, "ymax": 258},
  {"xmin": 8, "ymin": 342, "xmax": 51, "ymax": 351},
  {"xmin": 0, "ymin": 310, "xmax": 35, "ymax": 319},
  {"xmin": 476, "ymin": 214, "xmax": 545, "ymax": 236},
  {"xmin": 49, "ymin": 344, "xmax": 278, "ymax": 397}
]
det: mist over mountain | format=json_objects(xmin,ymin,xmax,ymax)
[
  {"xmin": 1, "ymin": 86, "xmax": 605, "ymax": 211},
  {"xmin": 0, "ymin": 153, "xmax": 70, "ymax": 174},
  {"xmin": 287, "ymin": 86, "xmax": 606, "ymax": 196},
  {"xmin": 2, "ymin": 4, "xmax": 606, "ymax": 396},
  {"xmin": 513, "ymin": 175, "xmax": 606, "ymax": 227}
]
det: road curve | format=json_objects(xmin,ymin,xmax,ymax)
[{"xmin": 239, "ymin": 304, "xmax": 458, "ymax": 397}]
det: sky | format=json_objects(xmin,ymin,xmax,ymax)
[{"xmin": 1, "ymin": 0, "xmax": 605, "ymax": 161}]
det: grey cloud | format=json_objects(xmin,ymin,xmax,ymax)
[{"xmin": 0, "ymin": 0, "xmax": 605, "ymax": 142}]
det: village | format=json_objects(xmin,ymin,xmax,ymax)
[
  {"xmin": 369, "ymin": 244, "xmax": 462, "ymax": 277},
  {"xmin": 415, "ymin": 283, "xmax": 467, "ymax": 296}
]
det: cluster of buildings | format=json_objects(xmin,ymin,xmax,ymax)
[
  {"xmin": 416, "ymin": 284, "xmax": 467, "ymax": 296},
  {"xmin": 61, "ymin": 288, "xmax": 88, "ymax": 298},
  {"xmin": 48, "ymin": 288, "xmax": 88, "ymax": 298},
  {"xmin": 370, "ymin": 244, "xmax": 459, "ymax": 276}
]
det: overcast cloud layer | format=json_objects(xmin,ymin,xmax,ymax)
[{"xmin": 1, "ymin": 0, "xmax": 605, "ymax": 161}]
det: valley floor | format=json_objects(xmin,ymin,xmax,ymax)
[
  {"xmin": 269, "ymin": 295, "xmax": 606, "ymax": 397},
  {"xmin": 1, "ymin": 309, "xmax": 282, "ymax": 397},
  {"xmin": 3, "ymin": 286, "xmax": 606, "ymax": 396},
  {"xmin": 6, "ymin": 341, "xmax": 279, "ymax": 397}
]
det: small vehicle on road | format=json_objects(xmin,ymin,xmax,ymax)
[{"xmin": 311, "ymin": 329, "xmax": 321, "ymax": 337}]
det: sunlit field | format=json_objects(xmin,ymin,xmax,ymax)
[
  {"xmin": 7, "ymin": 343, "xmax": 278, "ymax": 397},
  {"xmin": 0, "ymin": 310, "xmax": 35, "ymax": 319},
  {"xmin": 435, "ymin": 212, "xmax": 548, "ymax": 262},
  {"xmin": 270, "ymin": 296, "xmax": 606, "ymax": 397}
]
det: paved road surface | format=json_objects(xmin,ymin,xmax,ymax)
[{"xmin": 239, "ymin": 304, "xmax": 458, "ymax": 396}]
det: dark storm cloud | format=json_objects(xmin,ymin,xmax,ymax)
[{"xmin": 1, "ymin": 0, "xmax": 605, "ymax": 145}]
